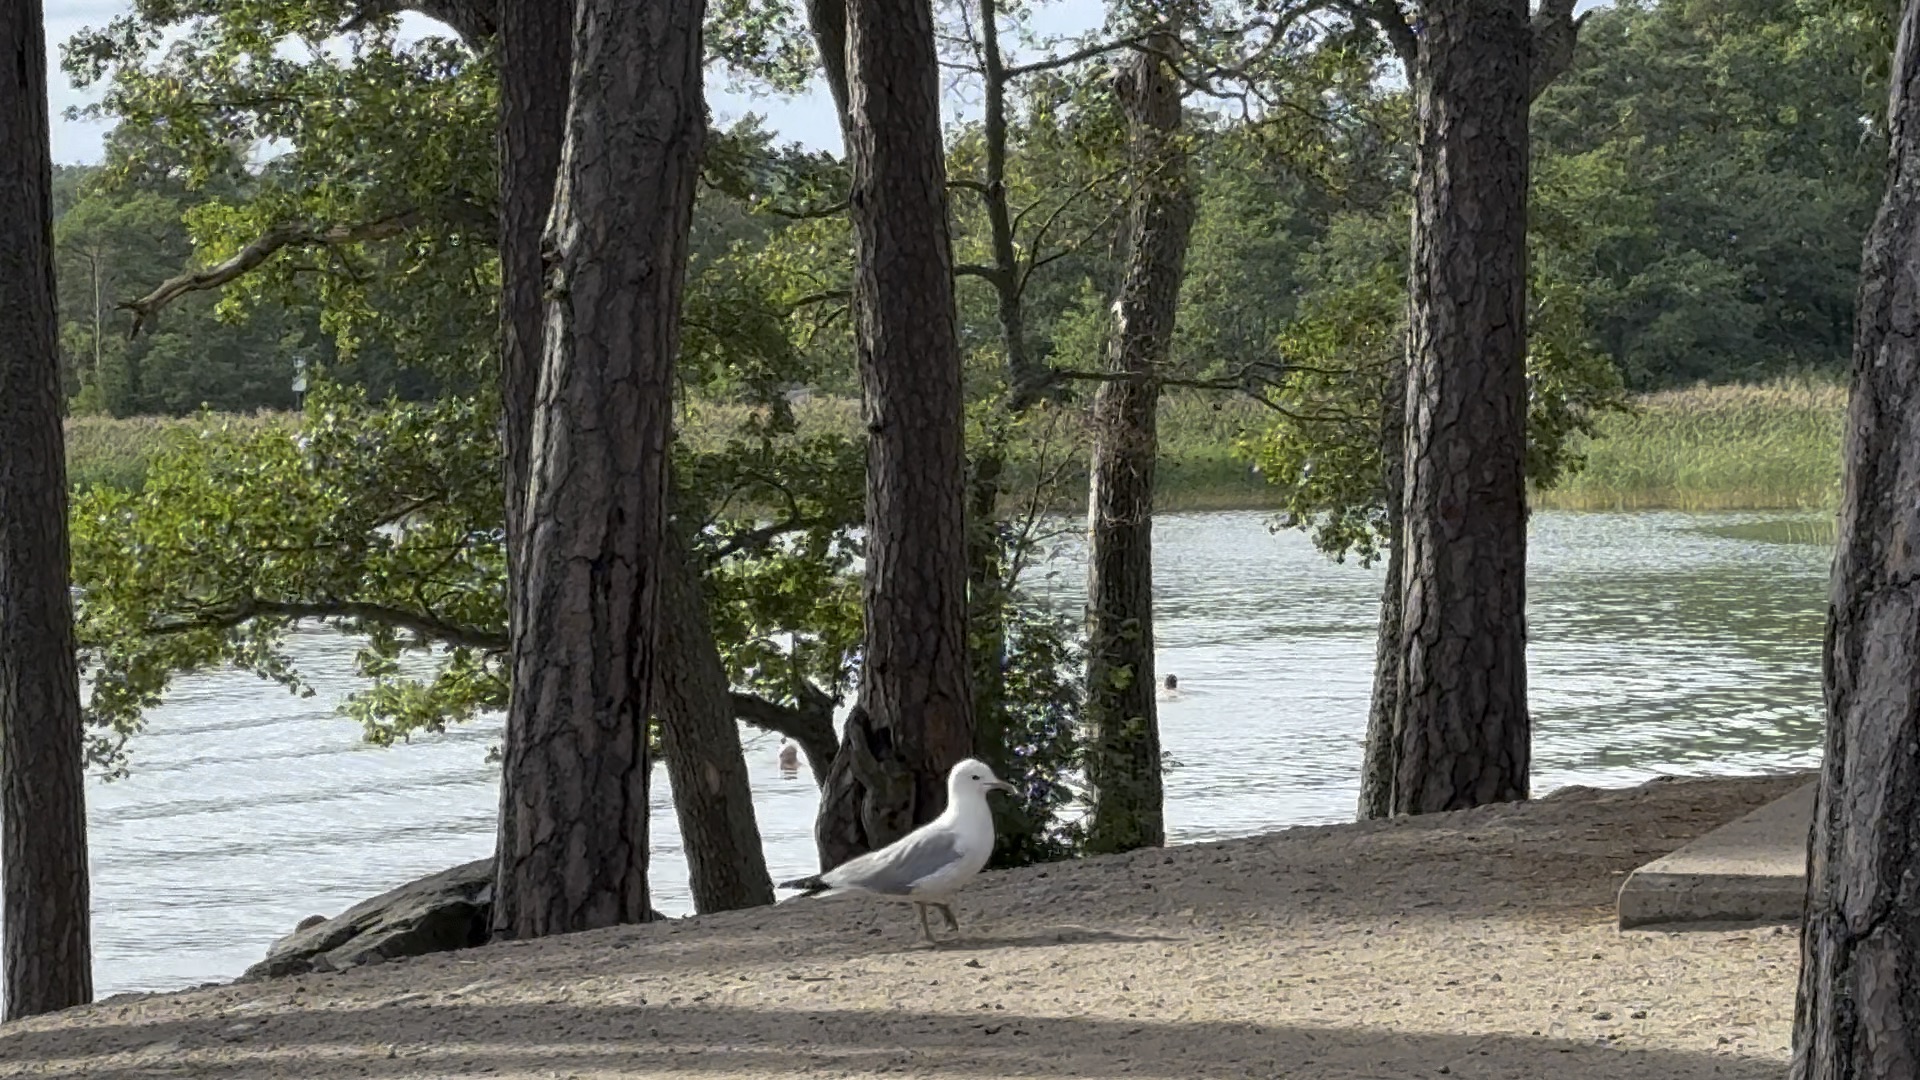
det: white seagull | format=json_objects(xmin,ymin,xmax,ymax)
[{"xmin": 779, "ymin": 757, "xmax": 1015, "ymax": 943}]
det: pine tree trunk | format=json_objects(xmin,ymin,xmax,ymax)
[
  {"xmin": 813, "ymin": 0, "xmax": 975, "ymax": 870},
  {"xmin": 1790, "ymin": 4, "xmax": 1920, "ymax": 1071},
  {"xmin": 491, "ymin": 0, "xmax": 705, "ymax": 938},
  {"xmin": 496, "ymin": 0, "xmax": 569, "ymax": 574},
  {"xmin": 1389, "ymin": 0, "xmax": 1532, "ymax": 815},
  {"xmin": 1082, "ymin": 31, "xmax": 1193, "ymax": 856},
  {"xmin": 1357, "ymin": 355, "xmax": 1407, "ymax": 821},
  {"xmin": 0, "ymin": 0, "xmax": 95, "ymax": 1018},
  {"xmin": 656, "ymin": 522, "xmax": 775, "ymax": 913}
]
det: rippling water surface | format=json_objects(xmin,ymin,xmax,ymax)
[{"xmin": 73, "ymin": 509, "xmax": 1828, "ymax": 996}]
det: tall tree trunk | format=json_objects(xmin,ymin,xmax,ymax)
[
  {"xmin": 1356, "ymin": 354, "xmax": 1406, "ymax": 820},
  {"xmin": 1081, "ymin": 30, "xmax": 1193, "ymax": 856},
  {"xmin": 657, "ymin": 521, "xmax": 775, "ymax": 913},
  {"xmin": 491, "ymin": 0, "xmax": 705, "ymax": 938},
  {"xmin": 1354, "ymin": 0, "xmax": 1580, "ymax": 822},
  {"xmin": 1791, "ymin": 4, "xmax": 1920, "ymax": 1072},
  {"xmin": 495, "ymin": 0, "xmax": 769, "ymax": 920},
  {"xmin": 496, "ymin": 0, "xmax": 569, "ymax": 577},
  {"xmin": 0, "ymin": 0, "xmax": 95, "ymax": 1018},
  {"xmin": 1388, "ymin": 0, "xmax": 1532, "ymax": 816},
  {"xmin": 813, "ymin": 0, "xmax": 975, "ymax": 870}
]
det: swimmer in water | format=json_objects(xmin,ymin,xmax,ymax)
[
  {"xmin": 1157, "ymin": 674, "xmax": 1181, "ymax": 701},
  {"xmin": 777, "ymin": 738, "xmax": 800, "ymax": 774}
]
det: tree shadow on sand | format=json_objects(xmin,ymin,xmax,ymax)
[{"xmin": 0, "ymin": 999, "xmax": 1780, "ymax": 1080}]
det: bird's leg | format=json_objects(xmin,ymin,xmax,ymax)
[
  {"xmin": 935, "ymin": 903, "xmax": 959, "ymax": 931},
  {"xmin": 914, "ymin": 902, "xmax": 936, "ymax": 944}
]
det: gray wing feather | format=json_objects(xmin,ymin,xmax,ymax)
[{"xmin": 822, "ymin": 827, "xmax": 964, "ymax": 895}]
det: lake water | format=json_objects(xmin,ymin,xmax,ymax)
[{"xmin": 72, "ymin": 508, "xmax": 1830, "ymax": 997}]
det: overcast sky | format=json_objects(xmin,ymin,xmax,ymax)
[{"xmin": 43, "ymin": 0, "xmax": 1110, "ymax": 166}]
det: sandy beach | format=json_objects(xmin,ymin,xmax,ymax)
[{"xmin": 0, "ymin": 770, "xmax": 1812, "ymax": 1079}]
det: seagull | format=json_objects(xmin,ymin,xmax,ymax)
[{"xmin": 779, "ymin": 757, "xmax": 1015, "ymax": 943}]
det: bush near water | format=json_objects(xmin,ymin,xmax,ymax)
[{"xmin": 65, "ymin": 379, "xmax": 1845, "ymax": 514}]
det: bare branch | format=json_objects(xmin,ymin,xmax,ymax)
[
  {"xmin": 121, "ymin": 211, "xmax": 424, "ymax": 337},
  {"xmin": 1004, "ymin": 35, "xmax": 1144, "ymax": 79},
  {"xmin": 955, "ymin": 263, "xmax": 1010, "ymax": 285}
]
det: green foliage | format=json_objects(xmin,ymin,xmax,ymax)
[
  {"xmin": 48, "ymin": 0, "xmax": 1882, "ymax": 874},
  {"xmin": 1530, "ymin": 0, "xmax": 1884, "ymax": 388},
  {"xmin": 1239, "ymin": 196, "xmax": 1629, "ymax": 563},
  {"xmin": 989, "ymin": 605, "xmax": 1088, "ymax": 867}
]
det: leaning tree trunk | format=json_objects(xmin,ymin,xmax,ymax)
[
  {"xmin": 0, "ymin": 0, "xmax": 95, "ymax": 1019},
  {"xmin": 813, "ymin": 0, "xmax": 975, "ymax": 870},
  {"xmin": 657, "ymin": 521, "xmax": 775, "ymax": 912},
  {"xmin": 491, "ymin": 0, "xmax": 706, "ymax": 938},
  {"xmin": 1388, "ymin": 0, "xmax": 1532, "ymax": 816},
  {"xmin": 1081, "ymin": 30, "xmax": 1193, "ymax": 856},
  {"xmin": 1790, "ymin": 4, "xmax": 1920, "ymax": 1072}
]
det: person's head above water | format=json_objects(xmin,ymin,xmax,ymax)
[{"xmin": 1164, "ymin": 674, "xmax": 1178, "ymax": 690}]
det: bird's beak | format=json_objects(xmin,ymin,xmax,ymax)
[{"xmin": 989, "ymin": 780, "xmax": 1016, "ymax": 795}]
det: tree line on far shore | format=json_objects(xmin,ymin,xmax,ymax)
[{"xmin": 2, "ymin": 0, "xmax": 1918, "ymax": 1073}]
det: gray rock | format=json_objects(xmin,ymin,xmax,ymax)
[
  {"xmin": 242, "ymin": 859, "xmax": 675, "ymax": 983},
  {"xmin": 240, "ymin": 858, "xmax": 494, "ymax": 981}
]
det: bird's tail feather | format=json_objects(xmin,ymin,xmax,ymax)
[{"xmin": 779, "ymin": 874, "xmax": 828, "ymax": 895}]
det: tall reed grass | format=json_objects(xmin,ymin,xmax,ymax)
[
  {"xmin": 1534, "ymin": 379, "xmax": 1844, "ymax": 512},
  {"xmin": 65, "ymin": 381, "xmax": 1847, "ymax": 513}
]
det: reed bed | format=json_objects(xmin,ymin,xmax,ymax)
[
  {"xmin": 65, "ymin": 381, "xmax": 1847, "ymax": 513},
  {"xmin": 1534, "ymin": 379, "xmax": 1844, "ymax": 512}
]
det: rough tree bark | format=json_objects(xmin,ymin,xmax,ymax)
[
  {"xmin": 656, "ymin": 521, "xmax": 775, "ymax": 912},
  {"xmin": 1390, "ymin": 0, "xmax": 1532, "ymax": 815},
  {"xmin": 1790, "ymin": 3, "xmax": 1920, "ymax": 1072},
  {"xmin": 1354, "ymin": 0, "xmax": 1583, "ymax": 821},
  {"xmin": 0, "ymin": 0, "xmax": 95, "ymax": 1019},
  {"xmin": 491, "ymin": 0, "xmax": 706, "ymax": 938},
  {"xmin": 493, "ymin": 0, "xmax": 772, "ymax": 917},
  {"xmin": 495, "ymin": 0, "xmax": 570, "ymax": 568},
  {"xmin": 1081, "ymin": 30, "xmax": 1193, "ymax": 856},
  {"xmin": 813, "ymin": 0, "xmax": 975, "ymax": 869}
]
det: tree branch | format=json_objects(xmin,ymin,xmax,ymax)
[
  {"xmin": 339, "ymin": 0, "xmax": 497, "ymax": 49},
  {"xmin": 706, "ymin": 517, "xmax": 825, "ymax": 561},
  {"xmin": 121, "ymin": 211, "xmax": 425, "ymax": 337},
  {"xmin": 762, "ymin": 199, "xmax": 851, "ymax": 220},
  {"xmin": 1530, "ymin": 0, "xmax": 1586, "ymax": 102},
  {"xmin": 1345, "ymin": 0, "xmax": 1418, "ymax": 69},
  {"xmin": 730, "ymin": 690, "xmax": 839, "ymax": 787},
  {"xmin": 1004, "ymin": 35, "xmax": 1145, "ymax": 79},
  {"xmin": 955, "ymin": 262, "xmax": 1010, "ymax": 286},
  {"xmin": 152, "ymin": 595, "xmax": 507, "ymax": 651}
]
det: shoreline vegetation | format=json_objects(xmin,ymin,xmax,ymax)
[{"xmin": 64, "ymin": 378, "xmax": 1845, "ymax": 516}]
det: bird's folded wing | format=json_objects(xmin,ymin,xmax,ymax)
[{"xmin": 822, "ymin": 827, "xmax": 965, "ymax": 895}]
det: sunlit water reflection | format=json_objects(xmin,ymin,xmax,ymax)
[{"xmin": 61, "ymin": 509, "xmax": 1827, "ymax": 996}]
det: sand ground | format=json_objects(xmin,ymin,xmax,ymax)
[{"xmin": 0, "ymin": 771, "xmax": 1812, "ymax": 1079}]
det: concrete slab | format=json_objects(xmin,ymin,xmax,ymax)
[{"xmin": 1616, "ymin": 779, "xmax": 1816, "ymax": 930}]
